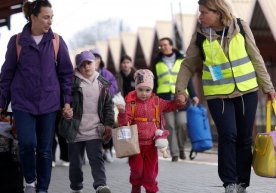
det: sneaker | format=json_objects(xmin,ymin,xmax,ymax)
[
  {"xmin": 70, "ymin": 189, "xmax": 83, "ymax": 193},
  {"xmin": 96, "ymin": 185, "xmax": 111, "ymax": 193},
  {"xmin": 225, "ymin": 184, "xmax": 237, "ymax": 193},
  {"xmin": 179, "ymin": 150, "xmax": 186, "ymax": 160},
  {"xmin": 59, "ymin": 160, "xmax": 70, "ymax": 167},
  {"xmin": 104, "ymin": 150, "xmax": 114, "ymax": 163},
  {"xmin": 237, "ymin": 183, "xmax": 247, "ymax": 193},
  {"xmin": 24, "ymin": 186, "xmax": 36, "ymax": 193},
  {"xmin": 171, "ymin": 156, "xmax": 178, "ymax": 162},
  {"xmin": 52, "ymin": 161, "xmax": 56, "ymax": 168}
]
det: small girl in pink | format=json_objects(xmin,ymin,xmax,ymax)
[{"xmin": 117, "ymin": 69, "xmax": 184, "ymax": 193}]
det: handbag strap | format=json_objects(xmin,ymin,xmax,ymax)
[{"xmin": 266, "ymin": 98, "xmax": 276, "ymax": 132}]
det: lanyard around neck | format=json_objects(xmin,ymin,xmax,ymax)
[{"xmin": 209, "ymin": 27, "xmax": 225, "ymax": 65}]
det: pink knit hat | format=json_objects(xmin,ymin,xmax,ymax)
[{"xmin": 134, "ymin": 69, "xmax": 154, "ymax": 89}]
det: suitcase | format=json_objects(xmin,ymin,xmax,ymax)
[
  {"xmin": 252, "ymin": 99, "xmax": 276, "ymax": 177},
  {"xmin": 186, "ymin": 104, "xmax": 213, "ymax": 160},
  {"xmin": 0, "ymin": 115, "xmax": 24, "ymax": 193}
]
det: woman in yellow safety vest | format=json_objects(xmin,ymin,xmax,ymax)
[{"xmin": 175, "ymin": 0, "xmax": 276, "ymax": 193}]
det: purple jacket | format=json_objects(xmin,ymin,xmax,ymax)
[
  {"xmin": 0, "ymin": 23, "xmax": 73, "ymax": 115},
  {"xmin": 99, "ymin": 67, "xmax": 119, "ymax": 96}
]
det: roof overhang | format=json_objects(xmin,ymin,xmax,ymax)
[{"xmin": 0, "ymin": 0, "xmax": 23, "ymax": 29}]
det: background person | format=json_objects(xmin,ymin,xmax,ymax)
[
  {"xmin": 175, "ymin": 0, "xmax": 276, "ymax": 192},
  {"xmin": 52, "ymin": 112, "xmax": 69, "ymax": 167},
  {"xmin": 152, "ymin": 37, "xmax": 199, "ymax": 162},
  {"xmin": 117, "ymin": 54, "xmax": 136, "ymax": 97},
  {"xmin": 0, "ymin": 1, "xmax": 73, "ymax": 193},
  {"xmin": 91, "ymin": 48, "xmax": 119, "ymax": 163}
]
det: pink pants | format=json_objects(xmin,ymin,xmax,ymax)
[{"xmin": 129, "ymin": 144, "xmax": 158, "ymax": 193}]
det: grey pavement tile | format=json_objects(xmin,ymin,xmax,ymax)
[{"xmin": 49, "ymin": 152, "xmax": 276, "ymax": 193}]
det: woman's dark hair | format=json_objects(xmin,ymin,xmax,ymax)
[
  {"xmin": 94, "ymin": 53, "xmax": 105, "ymax": 68},
  {"xmin": 23, "ymin": 0, "xmax": 52, "ymax": 21},
  {"xmin": 120, "ymin": 54, "xmax": 132, "ymax": 64},
  {"xmin": 159, "ymin": 37, "xmax": 173, "ymax": 46}
]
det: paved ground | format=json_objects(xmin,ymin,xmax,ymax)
[{"xmin": 49, "ymin": 148, "xmax": 276, "ymax": 193}]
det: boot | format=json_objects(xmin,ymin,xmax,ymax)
[{"xmin": 131, "ymin": 185, "xmax": 141, "ymax": 193}]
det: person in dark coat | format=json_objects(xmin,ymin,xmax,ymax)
[{"xmin": 91, "ymin": 48, "xmax": 119, "ymax": 163}]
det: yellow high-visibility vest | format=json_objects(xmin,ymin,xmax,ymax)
[
  {"xmin": 202, "ymin": 33, "xmax": 258, "ymax": 96},
  {"xmin": 155, "ymin": 59, "xmax": 183, "ymax": 94}
]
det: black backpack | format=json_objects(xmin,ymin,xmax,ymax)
[{"xmin": 0, "ymin": 113, "xmax": 24, "ymax": 193}]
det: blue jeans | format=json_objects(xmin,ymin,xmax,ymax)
[
  {"xmin": 13, "ymin": 110, "xmax": 57, "ymax": 192},
  {"xmin": 207, "ymin": 91, "xmax": 258, "ymax": 188}
]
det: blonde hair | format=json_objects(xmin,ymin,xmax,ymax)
[{"xmin": 198, "ymin": 0, "xmax": 233, "ymax": 26}]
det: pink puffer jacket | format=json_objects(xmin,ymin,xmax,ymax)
[{"xmin": 118, "ymin": 90, "xmax": 183, "ymax": 145}]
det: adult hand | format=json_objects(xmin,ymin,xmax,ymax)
[
  {"xmin": 192, "ymin": 96, "xmax": 200, "ymax": 105},
  {"xmin": 62, "ymin": 103, "xmax": 73, "ymax": 119},
  {"xmin": 116, "ymin": 104, "xmax": 125, "ymax": 113},
  {"xmin": 175, "ymin": 93, "xmax": 188, "ymax": 106},
  {"xmin": 267, "ymin": 91, "xmax": 276, "ymax": 101}
]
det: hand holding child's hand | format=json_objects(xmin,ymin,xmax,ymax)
[
  {"xmin": 175, "ymin": 93, "xmax": 188, "ymax": 107},
  {"xmin": 116, "ymin": 104, "xmax": 125, "ymax": 113}
]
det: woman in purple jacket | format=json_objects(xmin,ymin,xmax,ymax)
[{"xmin": 0, "ymin": 1, "xmax": 73, "ymax": 193}]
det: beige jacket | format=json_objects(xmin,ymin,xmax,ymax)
[{"xmin": 175, "ymin": 17, "xmax": 274, "ymax": 99}]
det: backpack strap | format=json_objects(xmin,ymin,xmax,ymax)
[
  {"xmin": 236, "ymin": 18, "xmax": 245, "ymax": 38},
  {"xmin": 16, "ymin": 33, "xmax": 59, "ymax": 64},
  {"xmin": 52, "ymin": 33, "xmax": 60, "ymax": 64},
  {"xmin": 130, "ymin": 96, "xmax": 160, "ymax": 128},
  {"xmin": 153, "ymin": 96, "xmax": 160, "ymax": 129},
  {"xmin": 131, "ymin": 101, "xmax": 137, "ymax": 120},
  {"xmin": 16, "ymin": 33, "xmax": 21, "ymax": 61},
  {"xmin": 196, "ymin": 32, "xmax": 206, "ymax": 61}
]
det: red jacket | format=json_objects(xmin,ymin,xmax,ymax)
[{"xmin": 118, "ymin": 90, "xmax": 183, "ymax": 145}]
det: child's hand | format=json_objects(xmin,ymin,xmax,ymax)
[
  {"xmin": 116, "ymin": 104, "xmax": 125, "ymax": 113},
  {"xmin": 103, "ymin": 126, "xmax": 112, "ymax": 143},
  {"xmin": 192, "ymin": 96, "xmax": 200, "ymax": 105},
  {"xmin": 62, "ymin": 105, "xmax": 73, "ymax": 120}
]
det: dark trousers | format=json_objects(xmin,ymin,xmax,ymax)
[
  {"xmin": 102, "ymin": 138, "xmax": 113, "ymax": 152},
  {"xmin": 13, "ymin": 110, "xmax": 57, "ymax": 192},
  {"xmin": 207, "ymin": 91, "xmax": 258, "ymax": 188},
  {"xmin": 52, "ymin": 113, "xmax": 68, "ymax": 162},
  {"xmin": 68, "ymin": 139, "xmax": 106, "ymax": 191}
]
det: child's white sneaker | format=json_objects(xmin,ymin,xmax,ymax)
[{"xmin": 104, "ymin": 150, "xmax": 113, "ymax": 163}]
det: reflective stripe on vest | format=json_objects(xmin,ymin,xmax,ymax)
[
  {"xmin": 202, "ymin": 33, "xmax": 258, "ymax": 96},
  {"xmin": 155, "ymin": 59, "xmax": 183, "ymax": 94}
]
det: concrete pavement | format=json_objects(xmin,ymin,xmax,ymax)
[{"xmin": 49, "ymin": 150, "xmax": 276, "ymax": 193}]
